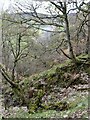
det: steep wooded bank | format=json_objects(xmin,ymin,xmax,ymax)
[{"xmin": 0, "ymin": 54, "xmax": 89, "ymax": 114}]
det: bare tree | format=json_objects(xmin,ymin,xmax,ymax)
[
  {"xmin": 87, "ymin": 2, "xmax": 90, "ymax": 58},
  {"xmin": 75, "ymin": 1, "xmax": 90, "ymax": 56},
  {"xmin": 15, "ymin": 0, "xmax": 90, "ymax": 62},
  {"xmin": 14, "ymin": 1, "xmax": 77, "ymax": 62},
  {"xmin": 0, "ymin": 11, "xmax": 39, "ymax": 107}
]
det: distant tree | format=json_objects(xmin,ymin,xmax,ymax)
[
  {"xmin": 88, "ymin": 2, "xmax": 90, "ymax": 58},
  {"xmin": 73, "ymin": 1, "xmax": 90, "ymax": 57}
]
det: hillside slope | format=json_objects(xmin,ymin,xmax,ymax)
[
  {"xmin": 2, "ymin": 54, "xmax": 90, "ymax": 118},
  {"xmin": 18, "ymin": 54, "xmax": 89, "ymax": 113}
]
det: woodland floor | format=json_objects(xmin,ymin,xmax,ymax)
[
  {"xmin": 0, "ymin": 55, "xmax": 90, "ymax": 119},
  {"xmin": 0, "ymin": 84, "xmax": 89, "ymax": 118}
]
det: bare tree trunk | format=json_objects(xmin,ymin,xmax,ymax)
[
  {"xmin": 87, "ymin": 2, "xmax": 90, "ymax": 58},
  {"xmin": 12, "ymin": 60, "xmax": 17, "ymax": 81},
  {"xmin": 64, "ymin": 2, "xmax": 76, "ymax": 62}
]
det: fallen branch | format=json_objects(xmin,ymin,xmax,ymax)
[{"xmin": 77, "ymin": 88, "xmax": 90, "ymax": 91}]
